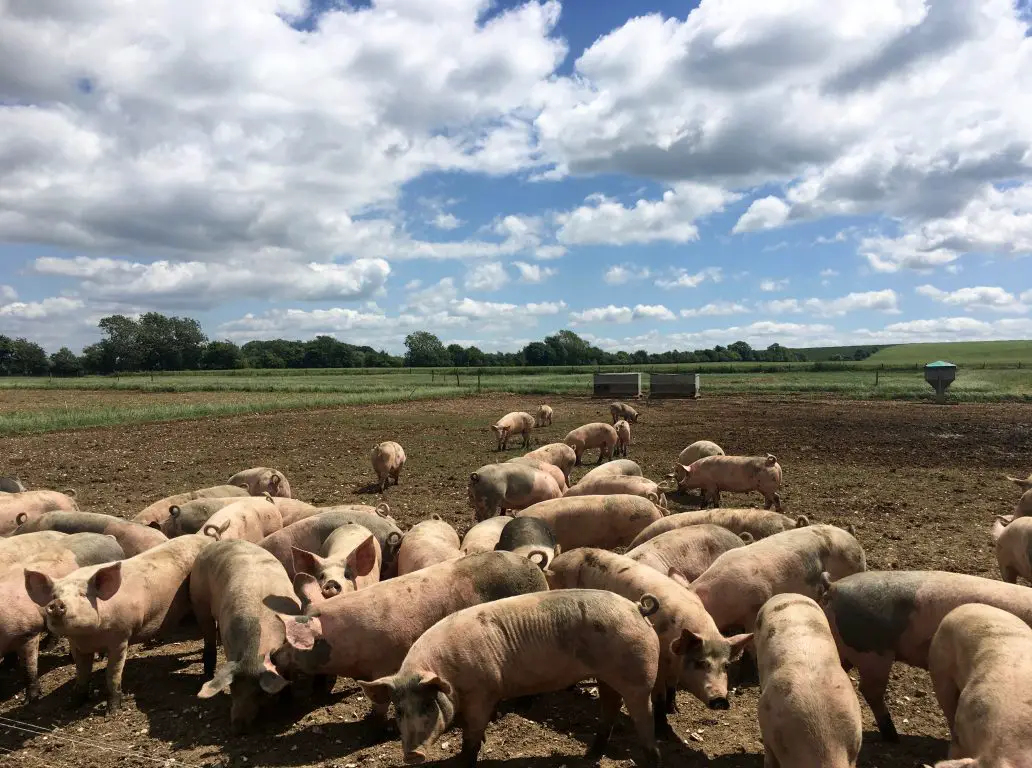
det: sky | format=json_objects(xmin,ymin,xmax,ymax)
[{"xmin": 1, "ymin": 0, "xmax": 1031, "ymax": 354}]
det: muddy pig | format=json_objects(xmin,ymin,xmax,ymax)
[
  {"xmin": 397, "ymin": 517, "xmax": 461, "ymax": 576},
  {"xmin": 676, "ymin": 454, "xmax": 783, "ymax": 511},
  {"xmin": 0, "ymin": 475, "xmax": 27, "ymax": 493},
  {"xmin": 545, "ymin": 548, "xmax": 751, "ymax": 743},
  {"xmin": 1, "ymin": 490, "xmax": 80, "ymax": 534},
  {"xmin": 25, "ymin": 534, "xmax": 213, "ymax": 710},
  {"xmin": 292, "ymin": 523, "xmax": 380, "ymax": 598},
  {"xmin": 626, "ymin": 524, "xmax": 748, "ymax": 582},
  {"xmin": 581, "ymin": 459, "xmax": 642, "ymax": 481},
  {"xmin": 460, "ymin": 516, "xmax": 513, "ymax": 555},
  {"xmin": 927, "ymin": 603, "xmax": 1032, "ymax": 767},
  {"xmin": 518, "ymin": 495, "xmax": 663, "ymax": 551},
  {"xmin": 564, "ymin": 423, "xmax": 619, "ymax": 465},
  {"xmin": 203, "ymin": 497, "xmax": 283, "ymax": 543},
  {"xmin": 506, "ymin": 456, "xmax": 568, "ymax": 493},
  {"xmin": 360, "ymin": 590, "xmax": 661, "ymax": 768},
  {"xmin": 191, "ymin": 539, "xmax": 298, "ymax": 732},
  {"xmin": 755, "ymin": 594, "xmax": 861, "ymax": 768},
  {"xmin": 228, "ymin": 467, "xmax": 292, "ymax": 498},
  {"xmin": 614, "ymin": 419, "xmax": 631, "ymax": 458},
  {"xmin": 271, "ymin": 552, "xmax": 548, "ymax": 697},
  {"xmin": 565, "ymin": 474, "xmax": 665, "ymax": 506},
  {"xmin": 15, "ymin": 511, "xmax": 168, "ymax": 556},
  {"xmin": 160, "ymin": 497, "xmax": 242, "ymax": 537},
  {"xmin": 991, "ymin": 515, "xmax": 1032, "ymax": 584},
  {"xmin": 132, "ymin": 485, "xmax": 249, "ymax": 527},
  {"xmin": 372, "ymin": 441, "xmax": 406, "ymax": 492},
  {"xmin": 672, "ymin": 440, "xmax": 724, "ymax": 486},
  {"xmin": 0, "ymin": 531, "xmax": 68, "ymax": 570},
  {"xmin": 629, "ymin": 508, "xmax": 809, "ymax": 549},
  {"xmin": 2, "ymin": 533, "xmax": 124, "ymax": 700},
  {"xmin": 818, "ymin": 569, "xmax": 1032, "ymax": 742},
  {"xmin": 491, "ymin": 412, "xmax": 535, "ymax": 451},
  {"xmin": 535, "ymin": 404, "xmax": 553, "ymax": 427},
  {"xmin": 690, "ymin": 524, "xmax": 865, "ymax": 634},
  {"xmin": 468, "ymin": 463, "xmax": 562, "ymax": 521},
  {"xmin": 609, "ymin": 401, "xmax": 639, "ymax": 424},
  {"xmin": 523, "ymin": 443, "xmax": 577, "ymax": 484},
  {"xmin": 494, "ymin": 516, "xmax": 559, "ymax": 568}
]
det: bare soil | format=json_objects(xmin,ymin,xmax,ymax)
[{"xmin": 2, "ymin": 394, "xmax": 1031, "ymax": 768}]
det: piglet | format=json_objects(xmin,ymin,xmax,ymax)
[
  {"xmin": 564, "ymin": 423, "xmax": 619, "ymax": 465},
  {"xmin": 459, "ymin": 516, "xmax": 513, "ymax": 555},
  {"xmin": 517, "ymin": 495, "xmax": 663, "ymax": 551},
  {"xmin": 494, "ymin": 516, "xmax": 559, "ymax": 568},
  {"xmin": 626, "ymin": 524, "xmax": 747, "ymax": 582},
  {"xmin": 372, "ymin": 441, "xmax": 406, "ymax": 492},
  {"xmin": 15, "ymin": 511, "xmax": 168, "ymax": 556},
  {"xmin": 228, "ymin": 467, "xmax": 292, "ymax": 498},
  {"xmin": 203, "ymin": 497, "xmax": 283, "ymax": 543},
  {"xmin": 523, "ymin": 443, "xmax": 577, "ymax": 484},
  {"xmin": 614, "ymin": 419, "xmax": 631, "ymax": 458},
  {"xmin": 397, "ymin": 517, "xmax": 461, "ymax": 576},
  {"xmin": 360, "ymin": 590, "xmax": 661, "ymax": 768},
  {"xmin": 468, "ymin": 463, "xmax": 562, "ymax": 521},
  {"xmin": 292, "ymin": 522, "xmax": 380, "ymax": 597},
  {"xmin": 609, "ymin": 401, "xmax": 639, "ymax": 424},
  {"xmin": 676, "ymin": 454, "xmax": 784, "ymax": 511},
  {"xmin": 491, "ymin": 412, "xmax": 535, "ymax": 451}
]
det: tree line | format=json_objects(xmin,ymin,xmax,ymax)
[{"xmin": 0, "ymin": 312, "xmax": 815, "ymax": 377}]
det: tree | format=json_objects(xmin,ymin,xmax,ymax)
[
  {"xmin": 404, "ymin": 331, "xmax": 450, "ymax": 367},
  {"xmin": 8, "ymin": 338, "xmax": 49, "ymax": 375},
  {"xmin": 522, "ymin": 341, "xmax": 556, "ymax": 366},
  {"xmin": 447, "ymin": 344, "xmax": 468, "ymax": 367},
  {"xmin": 631, "ymin": 349, "xmax": 649, "ymax": 365},
  {"xmin": 49, "ymin": 347, "xmax": 83, "ymax": 377},
  {"xmin": 729, "ymin": 341, "xmax": 753, "ymax": 361},
  {"xmin": 97, "ymin": 314, "xmax": 141, "ymax": 372},
  {"xmin": 201, "ymin": 341, "xmax": 246, "ymax": 370}
]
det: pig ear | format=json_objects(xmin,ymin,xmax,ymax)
[
  {"xmin": 490, "ymin": 425, "xmax": 501, "ymax": 435},
  {"xmin": 670, "ymin": 628, "xmax": 704, "ymax": 656},
  {"xmin": 258, "ymin": 654, "xmax": 289, "ymax": 694},
  {"xmin": 198, "ymin": 661, "xmax": 237, "ymax": 698},
  {"xmin": 357, "ymin": 676, "xmax": 395, "ymax": 707},
  {"xmin": 347, "ymin": 535, "xmax": 378, "ymax": 578},
  {"xmin": 418, "ymin": 672, "xmax": 452, "ymax": 696},
  {"xmin": 89, "ymin": 562, "xmax": 123, "ymax": 601},
  {"xmin": 24, "ymin": 570, "xmax": 56, "ymax": 607},
  {"xmin": 293, "ymin": 572, "xmax": 326, "ymax": 612},
  {"xmin": 291, "ymin": 547, "xmax": 325, "ymax": 579},
  {"xmin": 279, "ymin": 614, "xmax": 323, "ymax": 651},
  {"xmin": 666, "ymin": 569, "xmax": 691, "ymax": 589},
  {"xmin": 727, "ymin": 633, "xmax": 753, "ymax": 662}
]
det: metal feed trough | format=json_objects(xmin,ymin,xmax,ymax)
[
  {"xmin": 649, "ymin": 373, "xmax": 701, "ymax": 399},
  {"xmin": 924, "ymin": 360, "xmax": 957, "ymax": 403},
  {"xmin": 592, "ymin": 372, "xmax": 642, "ymax": 399}
]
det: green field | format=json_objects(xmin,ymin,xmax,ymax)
[{"xmin": 866, "ymin": 339, "xmax": 1032, "ymax": 366}]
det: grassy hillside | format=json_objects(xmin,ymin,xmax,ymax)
[
  {"xmin": 794, "ymin": 345, "xmax": 889, "ymax": 361},
  {"xmin": 867, "ymin": 340, "xmax": 1032, "ymax": 366}
]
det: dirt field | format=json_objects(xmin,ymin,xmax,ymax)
[{"xmin": 2, "ymin": 394, "xmax": 1031, "ymax": 768}]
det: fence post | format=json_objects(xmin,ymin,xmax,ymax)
[
  {"xmin": 431, "ymin": 370, "xmax": 435, "ymax": 383},
  {"xmin": 477, "ymin": 373, "xmax": 481, "ymax": 393},
  {"xmin": 875, "ymin": 369, "xmax": 879, "ymax": 386},
  {"xmin": 456, "ymin": 371, "xmax": 460, "ymax": 387}
]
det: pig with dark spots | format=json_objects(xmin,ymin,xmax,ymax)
[
  {"xmin": 626, "ymin": 524, "xmax": 748, "ymax": 582},
  {"xmin": 228, "ymin": 467, "xmax": 292, "ymax": 498},
  {"xmin": 291, "ymin": 523, "xmax": 380, "ymax": 598},
  {"xmin": 24, "ymin": 534, "xmax": 213, "ymax": 711},
  {"xmin": 535, "ymin": 404, "xmax": 553, "ymax": 427},
  {"xmin": 927, "ymin": 603, "xmax": 1032, "ymax": 768},
  {"xmin": 1, "ymin": 490, "xmax": 80, "ymax": 534},
  {"xmin": 372, "ymin": 441, "xmax": 406, "ymax": 492},
  {"xmin": 397, "ymin": 517, "xmax": 461, "ymax": 576},
  {"xmin": 564, "ymin": 422, "xmax": 619, "ymax": 465},
  {"xmin": 132, "ymin": 485, "xmax": 250, "ymax": 527},
  {"xmin": 517, "ymin": 495, "xmax": 664, "ymax": 551},
  {"xmin": 581, "ymin": 459, "xmax": 642, "ymax": 481},
  {"xmin": 628, "ymin": 508, "xmax": 809, "ymax": 549},
  {"xmin": 506, "ymin": 456, "xmax": 568, "ymax": 493},
  {"xmin": 614, "ymin": 419, "xmax": 631, "ymax": 457},
  {"xmin": 459, "ymin": 516, "xmax": 513, "ymax": 555},
  {"xmin": 190, "ymin": 539, "xmax": 297, "ymax": 732},
  {"xmin": 15, "ymin": 511, "xmax": 168, "ymax": 556},
  {"xmin": 991, "ymin": 515, "xmax": 1032, "ymax": 583},
  {"xmin": 0, "ymin": 531, "xmax": 69, "ymax": 570},
  {"xmin": 689, "ymin": 524, "xmax": 865, "ymax": 634},
  {"xmin": 609, "ymin": 401, "xmax": 639, "ymax": 424},
  {"xmin": 755, "ymin": 594, "xmax": 861, "ymax": 768},
  {"xmin": 359, "ymin": 590, "xmax": 661, "ymax": 768},
  {"xmin": 676, "ymin": 454, "xmax": 784, "ymax": 511},
  {"xmin": 202, "ymin": 497, "xmax": 283, "ymax": 543},
  {"xmin": 491, "ymin": 411, "xmax": 535, "ymax": 451},
  {"xmin": 819, "ymin": 569, "xmax": 1032, "ymax": 743},
  {"xmin": 160, "ymin": 497, "xmax": 242, "ymax": 537},
  {"xmin": 468, "ymin": 463, "xmax": 562, "ymax": 521},
  {"xmin": 270, "ymin": 552, "xmax": 548, "ymax": 701},
  {"xmin": 0, "ymin": 475, "xmax": 27, "ymax": 493},
  {"xmin": 545, "ymin": 548, "xmax": 751, "ymax": 744},
  {"xmin": 565, "ymin": 474, "xmax": 665, "ymax": 506},
  {"xmin": 1, "ymin": 533, "xmax": 124, "ymax": 701},
  {"xmin": 523, "ymin": 443, "xmax": 577, "ymax": 484},
  {"xmin": 494, "ymin": 517, "xmax": 559, "ymax": 568},
  {"xmin": 260, "ymin": 509, "xmax": 403, "ymax": 580}
]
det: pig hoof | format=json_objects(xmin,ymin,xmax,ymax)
[
  {"xmin": 105, "ymin": 693, "xmax": 122, "ymax": 713},
  {"xmin": 25, "ymin": 685, "xmax": 42, "ymax": 702},
  {"xmin": 876, "ymin": 714, "xmax": 900, "ymax": 743}
]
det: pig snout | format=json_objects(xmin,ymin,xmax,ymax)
[
  {"xmin": 403, "ymin": 751, "xmax": 427, "ymax": 765},
  {"xmin": 46, "ymin": 599, "xmax": 67, "ymax": 618},
  {"xmin": 321, "ymin": 580, "xmax": 343, "ymax": 598},
  {"xmin": 707, "ymin": 696, "xmax": 730, "ymax": 710}
]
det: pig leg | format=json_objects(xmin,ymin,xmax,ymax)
[
  {"xmin": 456, "ymin": 697, "xmax": 495, "ymax": 768},
  {"xmin": 17, "ymin": 634, "xmax": 41, "ymax": 701},
  {"xmin": 854, "ymin": 654, "xmax": 898, "ymax": 742},
  {"xmin": 586, "ymin": 682, "xmax": 622, "ymax": 759},
  {"xmin": 104, "ymin": 639, "xmax": 129, "ymax": 712},
  {"xmin": 69, "ymin": 645, "xmax": 95, "ymax": 707},
  {"xmin": 763, "ymin": 749, "xmax": 780, "ymax": 768},
  {"xmin": 931, "ymin": 674, "xmax": 961, "ymax": 733},
  {"xmin": 651, "ymin": 688, "xmax": 686, "ymax": 746},
  {"xmin": 616, "ymin": 686, "xmax": 659, "ymax": 768},
  {"xmin": 522, "ymin": 430, "xmax": 530, "ymax": 449},
  {"xmin": 1000, "ymin": 562, "xmax": 1019, "ymax": 584}
]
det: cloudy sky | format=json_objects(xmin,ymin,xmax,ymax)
[{"xmin": 1, "ymin": 0, "xmax": 1031, "ymax": 354}]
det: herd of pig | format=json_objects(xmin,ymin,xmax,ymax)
[{"xmin": 1, "ymin": 400, "xmax": 1031, "ymax": 768}]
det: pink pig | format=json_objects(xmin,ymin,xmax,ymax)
[
  {"xmin": 202, "ymin": 497, "xmax": 283, "ymax": 543},
  {"xmin": 564, "ymin": 423, "xmax": 619, "ymax": 465},
  {"xmin": 467, "ymin": 463, "xmax": 562, "ymax": 521},
  {"xmin": 491, "ymin": 412, "xmax": 535, "ymax": 451},
  {"xmin": 228, "ymin": 467, "xmax": 292, "ymax": 498},
  {"xmin": 396, "ymin": 516, "xmax": 461, "ymax": 576},
  {"xmin": 626, "ymin": 524, "xmax": 748, "ymax": 582},
  {"xmin": 676, "ymin": 454, "xmax": 784, "ymax": 511},
  {"xmin": 372, "ymin": 441, "xmax": 407, "ymax": 492},
  {"xmin": 291, "ymin": 522, "xmax": 381, "ymax": 598},
  {"xmin": 0, "ymin": 490, "xmax": 80, "ymax": 534},
  {"xmin": 523, "ymin": 443, "xmax": 577, "ymax": 485},
  {"xmin": 517, "ymin": 495, "xmax": 664, "ymax": 551}
]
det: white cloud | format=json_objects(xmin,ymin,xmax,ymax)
[
  {"xmin": 854, "ymin": 316, "xmax": 1032, "ymax": 343},
  {"xmin": 404, "ymin": 279, "xmax": 423, "ymax": 291},
  {"xmin": 733, "ymin": 197, "xmax": 790, "ymax": 233},
  {"xmin": 569, "ymin": 304, "xmax": 677, "ymax": 325},
  {"xmin": 655, "ymin": 267, "xmax": 723, "ymax": 290},
  {"xmin": 0, "ymin": 285, "xmax": 17, "ymax": 303},
  {"xmin": 513, "ymin": 261, "xmax": 557, "ymax": 283},
  {"xmin": 762, "ymin": 299, "xmax": 803, "ymax": 314},
  {"xmin": 464, "ymin": 262, "xmax": 509, "ymax": 292},
  {"xmin": 759, "ymin": 278, "xmax": 790, "ymax": 292},
  {"xmin": 680, "ymin": 301, "xmax": 751, "ymax": 318},
  {"xmin": 803, "ymin": 289, "xmax": 901, "ymax": 317},
  {"xmin": 604, "ymin": 264, "xmax": 651, "ymax": 285},
  {"xmin": 0, "ymin": 297, "xmax": 84, "ymax": 322},
  {"xmin": 633, "ymin": 304, "xmax": 677, "ymax": 321},
  {"xmin": 432, "ymin": 213, "xmax": 462, "ymax": 230},
  {"xmin": 534, "ymin": 245, "xmax": 567, "ymax": 260},
  {"xmin": 916, "ymin": 284, "xmax": 1029, "ymax": 314},
  {"xmin": 820, "ymin": 269, "xmax": 840, "ymax": 277}
]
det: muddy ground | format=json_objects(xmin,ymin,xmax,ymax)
[{"xmin": 2, "ymin": 393, "xmax": 1031, "ymax": 768}]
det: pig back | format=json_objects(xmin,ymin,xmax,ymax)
[
  {"xmin": 260, "ymin": 509, "xmax": 402, "ymax": 577},
  {"xmin": 518, "ymin": 495, "xmax": 662, "ymax": 550}
]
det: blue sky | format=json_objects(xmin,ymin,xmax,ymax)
[{"xmin": 1, "ymin": 0, "xmax": 1030, "ymax": 353}]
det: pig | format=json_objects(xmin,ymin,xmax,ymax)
[
  {"xmin": 372, "ymin": 441, "xmax": 406, "ymax": 492},
  {"xmin": 755, "ymin": 594, "xmax": 862, "ymax": 768},
  {"xmin": 676, "ymin": 454, "xmax": 784, "ymax": 511},
  {"xmin": 565, "ymin": 474, "xmax": 665, "ymax": 506},
  {"xmin": 535, "ymin": 404, "xmax": 553, "ymax": 427},
  {"xmin": 202, "ymin": 497, "xmax": 283, "ymax": 543},
  {"xmin": 991, "ymin": 515, "xmax": 1032, "ymax": 584},
  {"xmin": 491, "ymin": 412, "xmax": 535, "ymax": 451},
  {"xmin": 459, "ymin": 516, "xmax": 513, "ymax": 555},
  {"xmin": 260, "ymin": 508, "xmax": 403, "ymax": 581},
  {"xmin": 690, "ymin": 524, "xmax": 866, "ymax": 634},
  {"xmin": 228, "ymin": 467, "xmax": 292, "ymax": 498},
  {"xmin": 580, "ymin": 459, "xmax": 643, "ymax": 481},
  {"xmin": 819, "ymin": 570, "xmax": 1032, "ymax": 742},
  {"xmin": 270, "ymin": 552, "xmax": 549, "ymax": 698},
  {"xmin": 614, "ymin": 419, "xmax": 631, "ymax": 458},
  {"xmin": 132, "ymin": 484, "xmax": 251, "ymax": 527},
  {"xmin": 1014, "ymin": 488, "xmax": 1032, "ymax": 520},
  {"xmin": 160, "ymin": 497, "xmax": 243, "ymax": 537},
  {"xmin": 190, "ymin": 539, "xmax": 297, "ymax": 731},
  {"xmin": 505, "ymin": 456, "xmax": 568, "ymax": 493},
  {"xmin": 360, "ymin": 590, "xmax": 661, "ymax": 768},
  {"xmin": 1006, "ymin": 473, "xmax": 1032, "ymax": 492},
  {"xmin": 564, "ymin": 423, "xmax": 619, "ymax": 465},
  {"xmin": 0, "ymin": 475, "xmax": 27, "ymax": 493},
  {"xmin": 628, "ymin": 508, "xmax": 809, "ymax": 549},
  {"xmin": 518, "ymin": 495, "xmax": 664, "ymax": 551},
  {"xmin": 1, "ymin": 533, "xmax": 125, "ymax": 700},
  {"xmin": 269, "ymin": 497, "xmax": 318, "ymax": 526},
  {"xmin": 626, "ymin": 524, "xmax": 748, "ymax": 582},
  {"xmin": 0, "ymin": 531, "xmax": 69, "ymax": 571},
  {"xmin": 467, "ymin": 463, "xmax": 562, "ymax": 521},
  {"xmin": 397, "ymin": 517, "xmax": 462, "ymax": 576},
  {"xmin": 672, "ymin": 440, "xmax": 725, "ymax": 486},
  {"xmin": 0, "ymin": 490, "xmax": 80, "ymax": 535},
  {"xmin": 291, "ymin": 523, "xmax": 381, "ymax": 598},
  {"xmin": 24, "ymin": 534, "xmax": 213, "ymax": 710},
  {"xmin": 15, "ymin": 511, "xmax": 168, "ymax": 556},
  {"xmin": 609, "ymin": 401, "xmax": 639, "ymax": 424},
  {"xmin": 927, "ymin": 603, "xmax": 1032, "ymax": 767},
  {"xmin": 494, "ymin": 516, "xmax": 559, "ymax": 568},
  {"xmin": 524, "ymin": 443, "xmax": 577, "ymax": 485},
  {"xmin": 545, "ymin": 548, "xmax": 751, "ymax": 742}
]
